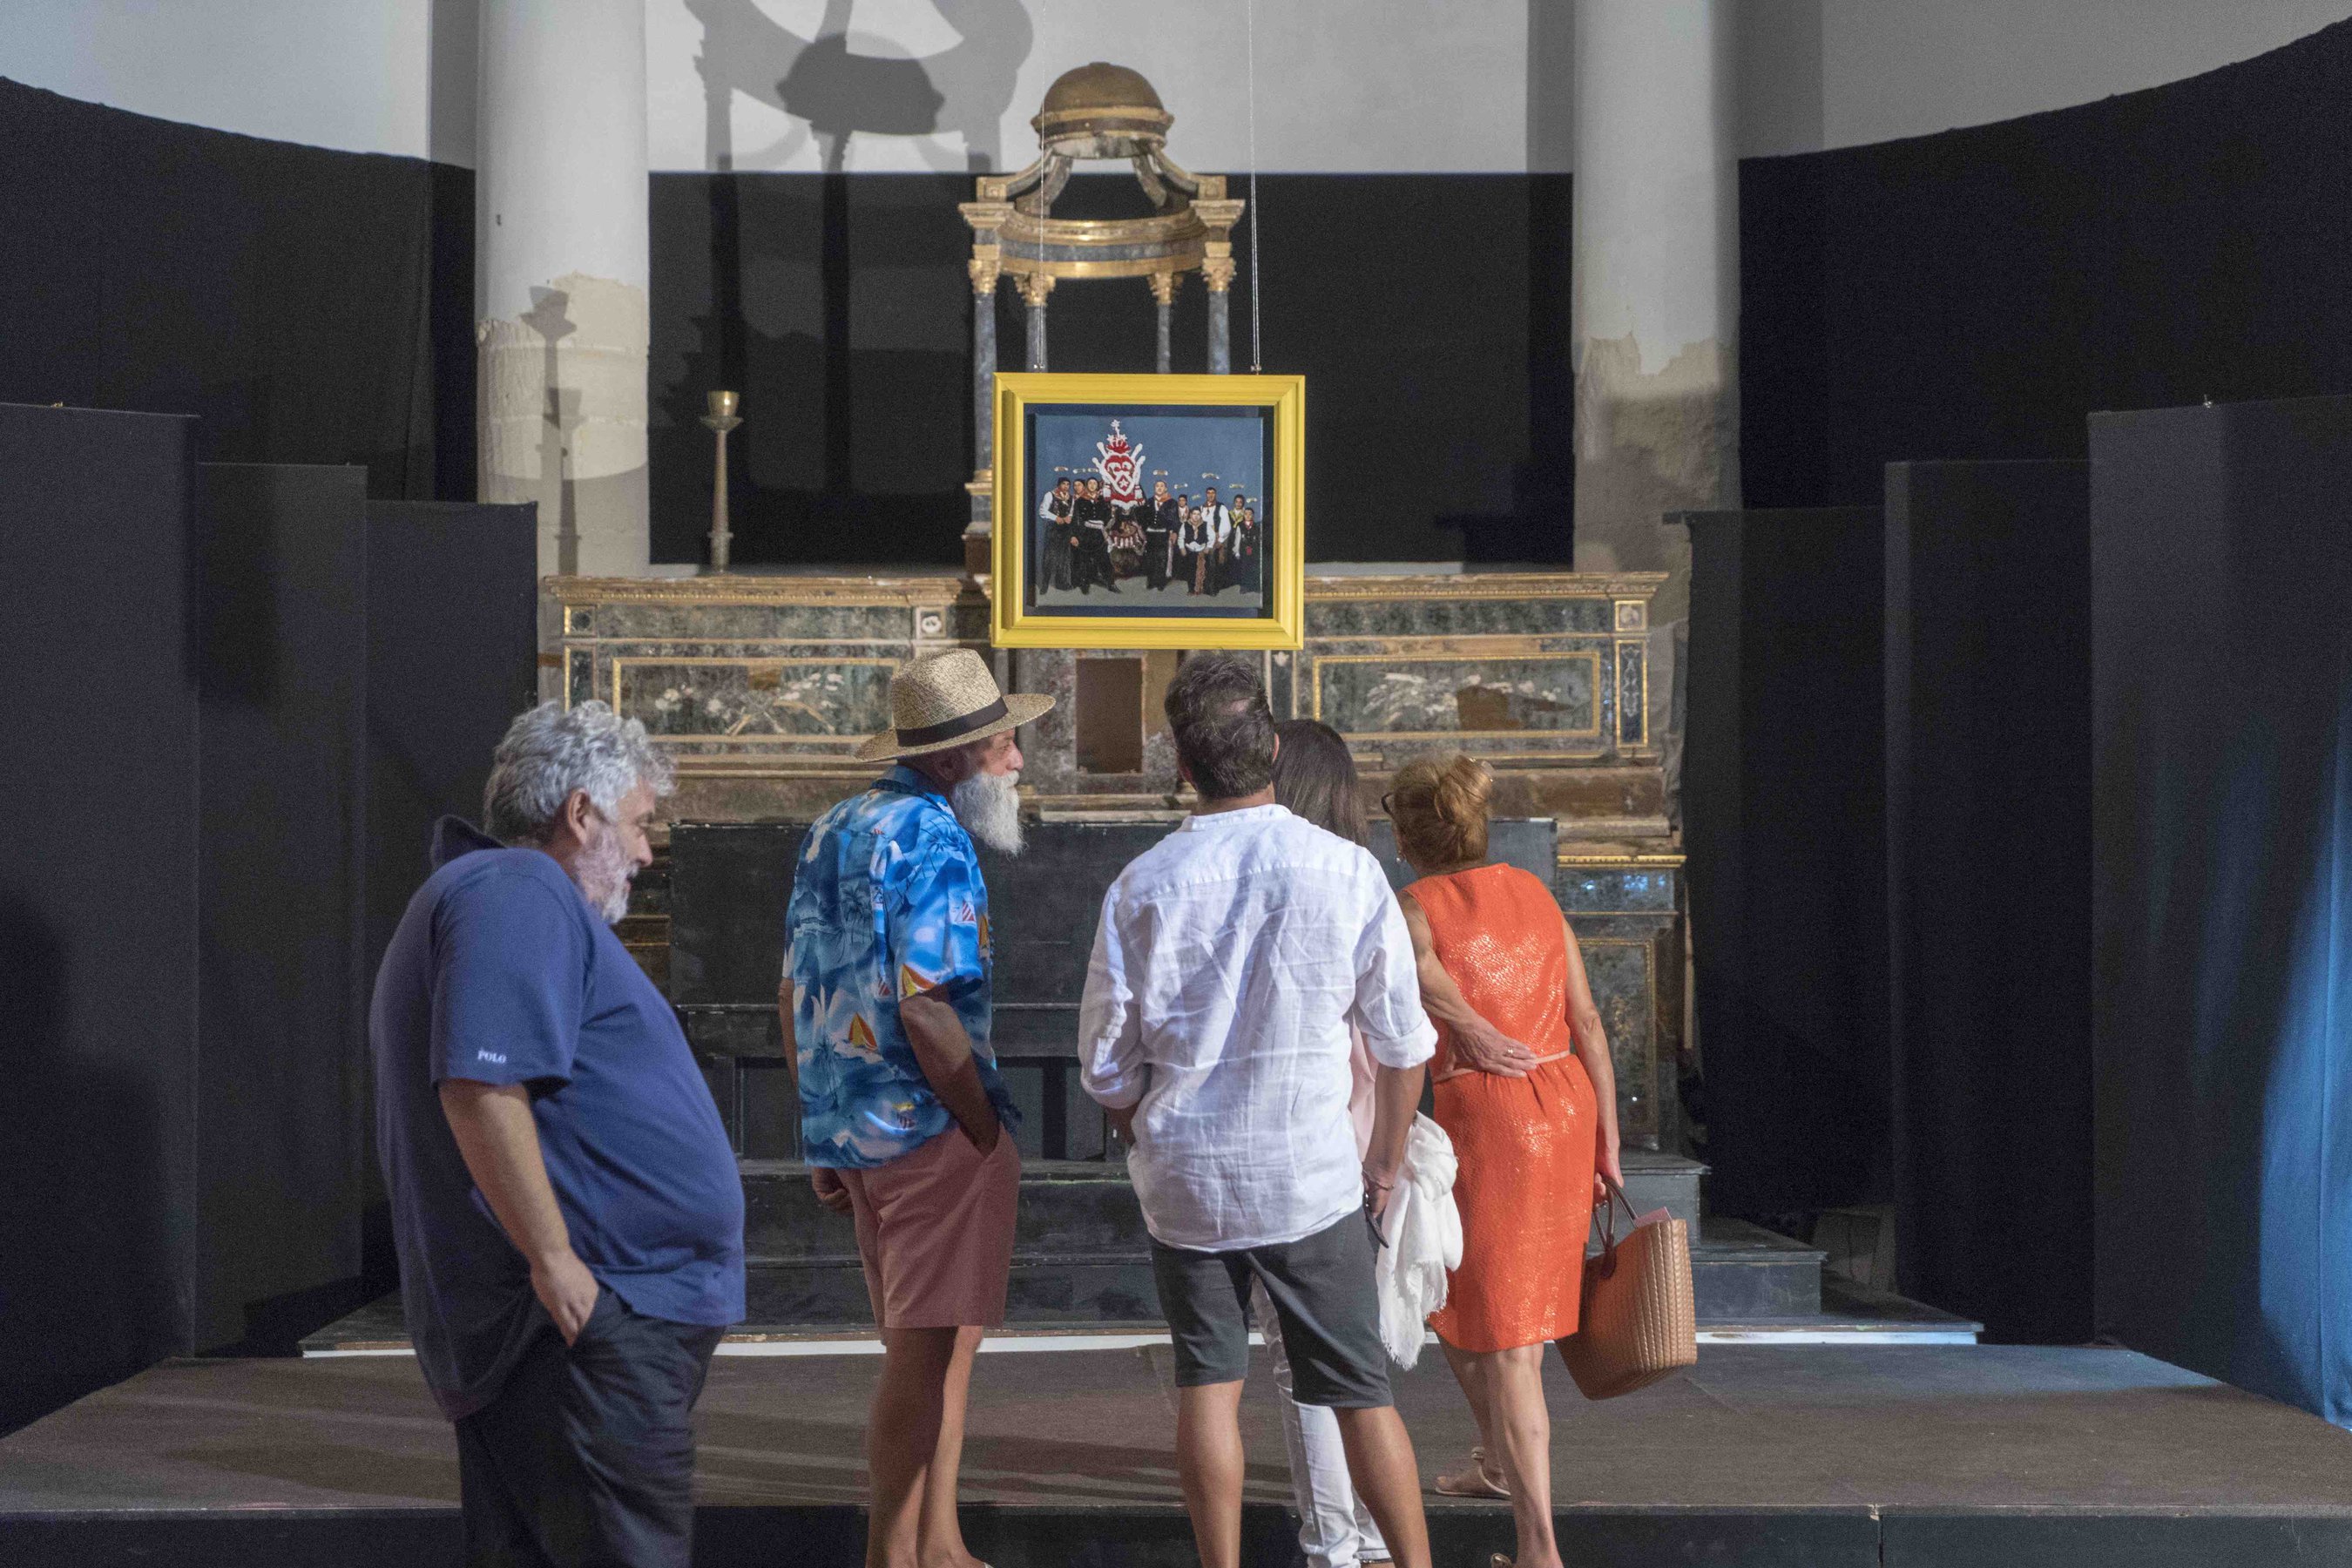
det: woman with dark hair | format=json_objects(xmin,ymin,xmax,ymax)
[
  {"xmin": 1254, "ymin": 718, "xmax": 1393, "ymax": 1568},
  {"xmin": 1274, "ymin": 719, "xmax": 1367, "ymax": 843},
  {"xmin": 1388, "ymin": 751, "xmax": 1619, "ymax": 1568}
]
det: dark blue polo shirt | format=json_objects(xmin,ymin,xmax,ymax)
[{"xmin": 370, "ymin": 818, "xmax": 744, "ymax": 1420}]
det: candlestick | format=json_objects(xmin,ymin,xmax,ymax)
[{"xmin": 699, "ymin": 390, "xmax": 743, "ymax": 571}]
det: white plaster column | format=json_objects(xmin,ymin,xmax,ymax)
[
  {"xmin": 1572, "ymin": 0, "xmax": 1738, "ymax": 781},
  {"xmin": 476, "ymin": 0, "xmax": 651, "ymax": 578}
]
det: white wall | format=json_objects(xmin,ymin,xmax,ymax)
[
  {"xmin": 644, "ymin": 0, "xmax": 1538, "ymax": 174},
  {"xmin": 1811, "ymin": 0, "xmax": 2352, "ymax": 155},
  {"xmin": 6, "ymin": 0, "xmax": 2350, "ymax": 171},
  {"xmin": 3, "ymin": 0, "xmax": 476, "ymax": 164}
]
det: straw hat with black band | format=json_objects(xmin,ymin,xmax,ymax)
[{"xmin": 855, "ymin": 649, "xmax": 1055, "ymax": 763}]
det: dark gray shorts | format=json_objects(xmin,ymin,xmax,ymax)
[{"xmin": 1150, "ymin": 1210, "xmax": 1392, "ymax": 1408}]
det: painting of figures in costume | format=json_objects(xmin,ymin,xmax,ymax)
[
  {"xmin": 1032, "ymin": 414, "xmax": 1269, "ymax": 610},
  {"xmin": 991, "ymin": 373, "xmax": 1304, "ymax": 650}
]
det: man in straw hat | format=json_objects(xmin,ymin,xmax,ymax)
[{"xmin": 781, "ymin": 649, "xmax": 1050, "ymax": 1568}]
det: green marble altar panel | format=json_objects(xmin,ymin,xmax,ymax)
[
  {"xmin": 1306, "ymin": 595, "xmax": 1616, "ymax": 639},
  {"xmin": 1579, "ymin": 934, "xmax": 1660, "ymax": 1147},
  {"xmin": 544, "ymin": 577, "xmax": 988, "ymax": 788},
  {"xmin": 1558, "ymin": 865, "xmax": 1680, "ymax": 915},
  {"xmin": 622, "ymin": 658, "xmax": 895, "ymax": 741},
  {"xmin": 1288, "ymin": 574, "xmax": 1662, "ymax": 762},
  {"xmin": 1313, "ymin": 652, "xmax": 1602, "ymax": 739}
]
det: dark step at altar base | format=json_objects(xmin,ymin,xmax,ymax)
[
  {"xmin": 738, "ymin": 1218, "xmax": 1826, "ymax": 1328},
  {"xmin": 301, "ymin": 1219, "xmax": 1842, "ymax": 1351},
  {"xmin": 740, "ymin": 1151, "xmax": 1705, "ymax": 1258}
]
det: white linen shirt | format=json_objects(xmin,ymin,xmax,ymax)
[{"xmin": 1078, "ymin": 804, "xmax": 1437, "ymax": 1252}]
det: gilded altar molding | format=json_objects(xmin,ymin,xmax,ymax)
[
  {"xmin": 551, "ymin": 573, "xmax": 979, "ymax": 608},
  {"xmin": 1305, "ymin": 571, "xmax": 1667, "ymax": 602}
]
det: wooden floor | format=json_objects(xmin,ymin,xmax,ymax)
[{"xmin": 5, "ymin": 1344, "xmax": 2352, "ymax": 1566}]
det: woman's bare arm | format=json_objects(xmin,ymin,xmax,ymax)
[
  {"xmin": 1558, "ymin": 911, "xmax": 1623, "ymax": 1186},
  {"xmin": 1399, "ymin": 892, "xmax": 1539, "ymax": 1078}
]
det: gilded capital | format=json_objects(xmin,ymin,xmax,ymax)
[
  {"xmin": 1146, "ymin": 271, "xmax": 1180, "ymax": 307},
  {"xmin": 969, "ymin": 247, "xmax": 1002, "ymax": 296},
  {"xmin": 1017, "ymin": 272, "xmax": 1057, "ymax": 308},
  {"xmin": 1192, "ymin": 198, "xmax": 1246, "ymax": 239},
  {"xmin": 1201, "ymin": 256, "xmax": 1237, "ymax": 293},
  {"xmin": 958, "ymin": 199, "xmax": 1017, "ymax": 235}
]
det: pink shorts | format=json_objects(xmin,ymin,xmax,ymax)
[{"xmin": 838, "ymin": 1126, "xmax": 1020, "ymax": 1329}]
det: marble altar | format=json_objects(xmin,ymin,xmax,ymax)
[{"xmin": 541, "ymin": 565, "xmax": 1686, "ymax": 1155}]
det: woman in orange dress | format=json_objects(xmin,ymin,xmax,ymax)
[{"xmin": 1387, "ymin": 753, "xmax": 1621, "ymax": 1568}]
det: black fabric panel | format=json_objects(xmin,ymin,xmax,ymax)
[
  {"xmin": 0, "ymin": 79, "xmax": 474, "ymax": 503},
  {"xmin": 2090, "ymin": 395, "xmax": 2352, "ymax": 1424},
  {"xmin": 362, "ymin": 501, "xmax": 540, "ymax": 973},
  {"xmin": 0, "ymin": 404, "xmax": 202, "ymax": 1434},
  {"xmin": 648, "ymin": 172, "xmax": 1575, "ymax": 567},
  {"xmin": 1682, "ymin": 508, "xmax": 1888, "ymax": 1218},
  {"xmin": 1884, "ymin": 461, "xmax": 2092, "ymax": 1343},
  {"xmin": 193, "ymin": 464, "xmax": 373, "ymax": 1354},
  {"xmin": 1741, "ymin": 20, "xmax": 2352, "ymax": 510},
  {"xmin": 359, "ymin": 499, "xmax": 538, "ymax": 1286}
]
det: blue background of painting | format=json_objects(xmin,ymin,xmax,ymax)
[{"xmin": 1025, "ymin": 404, "xmax": 1273, "ymax": 617}]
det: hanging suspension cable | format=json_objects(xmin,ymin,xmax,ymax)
[{"xmin": 1245, "ymin": 0, "xmax": 1263, "ymax": 374}]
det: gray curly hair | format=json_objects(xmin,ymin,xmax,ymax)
[{"xmin": 483, "ymin": 700, "xmax": 675, "ymax": 844}]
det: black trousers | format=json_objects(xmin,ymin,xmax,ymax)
[
  {"xmin": 1142, "ymin": 530, "xmax": 1171, "ymax": 588},
  {"xmin": 1074, "ymin": 530, "xmax": 1116, "ymax": 591},
  {"xmin": 454, "ymin": 1290, "xmax": 724, "ymax": 1568}
]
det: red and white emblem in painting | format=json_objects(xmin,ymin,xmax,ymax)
[{"xmin": 1094, "ymin": 421, "xmax": 1146, "ymax": 508}]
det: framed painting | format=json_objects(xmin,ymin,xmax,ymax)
[{"xmin": 990, "ymin": 372, "xmax": 1304, "ymax": 649}]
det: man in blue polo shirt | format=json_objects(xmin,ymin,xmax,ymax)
[{"xmin": 372, "ymin": 700, "xmax": 743, "ymax": 1568}]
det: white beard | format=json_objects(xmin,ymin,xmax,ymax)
[
  {"xmin": 574, "ymin": 821, "xmax": 637, "ymax": 925},
  {"xmin": 951, "ymin": 769, "xmax": 1025, "ymax": 855}
]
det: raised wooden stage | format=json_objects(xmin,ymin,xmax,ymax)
[{"xmin": 6, "ymin": 1344, "xmax": 2352, "ymax": 1568}]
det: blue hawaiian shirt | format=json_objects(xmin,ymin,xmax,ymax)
[{"xmin": 787, "ymin": 766, "xmax": 1017, "ymax": 1168}]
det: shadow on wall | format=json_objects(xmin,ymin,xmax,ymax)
[
  {"xmin": 686, "ymin": 0, "xmax": 1036, "ymax": 173},
  {"xmin": 520, "ymin": 287, "xmax": 581, "ymax": 574},
  {"xmin": 0, "ymin": 902, "xmax": 176, "ymax": 1436}
]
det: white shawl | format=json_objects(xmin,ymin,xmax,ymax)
[{"xmin": 1374, "ymin": 1113, "xmax": 1461, "ymax": 1369}]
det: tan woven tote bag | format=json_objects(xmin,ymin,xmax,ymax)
[{"xmin": 1556, "ymin": 1172, "xmax": 1697, "ymax": 1399}]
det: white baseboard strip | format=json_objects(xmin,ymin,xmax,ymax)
[{"xmin": 304, "ymin": 1324, "xmax": 1973, "ymax": 1360}]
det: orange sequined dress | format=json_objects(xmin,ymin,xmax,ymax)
[{"xmin": 1409, "ymin": 862, "xmax": 1598, "ymax": 1353}]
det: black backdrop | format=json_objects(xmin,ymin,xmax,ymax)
[
  {"xmin": 647, "ymin": 172, "xmax": 1575, "ymax": 567},
  {"xmin": 0, "ymin": 405, "xmax": 203, "ymax": 1436},
  {"xmin": 0, "ymin": 79, "xmax": 474, "ymax": 503},
  {"xmin": 363, "ymin": 502, "xmax": 542, "ymax": 975},
  {"xmin": 0, "ymin": 415, "xmax": 544, "ymax": 1433},
  {"xmin": 2091, "ymin": 395, "xmax": 2352, "ymax": 1423},
  {"xmin": 1740, "ymin": 20, "xmax": 2352, "ymax": 511},
  {"xmin": 1682, "ymin": 507, "xmax": 1889, "ymax": 1219},
  {"xmin": 193, "ymin": 464, "xmax": 374, "ymax": 1354},
  {"xmin": 1884, "ymin": 461, "xmax": 2092, "ymax": 1344},
  {"xmin": 16, "ymin": 12, "xmax": 2352, "ymax": 570},
  {"xmin": 362, "ymin": 500, "xmax": 541, "ymax": 1284}
]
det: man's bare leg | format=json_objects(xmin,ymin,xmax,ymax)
[
  {"xmin": 867, "ymin": 1326, "xmax": 960, "ymax": 1568},
  {"xmin": 917, "ymin": 1325, "xmax": 985, "ymax": 1568},
  {"xmin": 1174, "ymin": 1380, "xmax": 1247, "ymax": 1568},
  {"xmin": 1333, "ymin": 1404, "xmax": 1433, "ymax": 1568}
]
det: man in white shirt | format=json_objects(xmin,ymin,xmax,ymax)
[{"xmin": 1079, "ymin": 655, "xmax": 1436, "ymax": 1568}]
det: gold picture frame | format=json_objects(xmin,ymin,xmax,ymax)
[{"xmin": 990, "ymin": 371, "xmax": 1305, "ymax": 649}]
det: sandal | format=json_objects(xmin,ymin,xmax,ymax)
[{"xmin": 1432, "ymin": 1446, "xmax": 1511, "ymax": 1499}]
